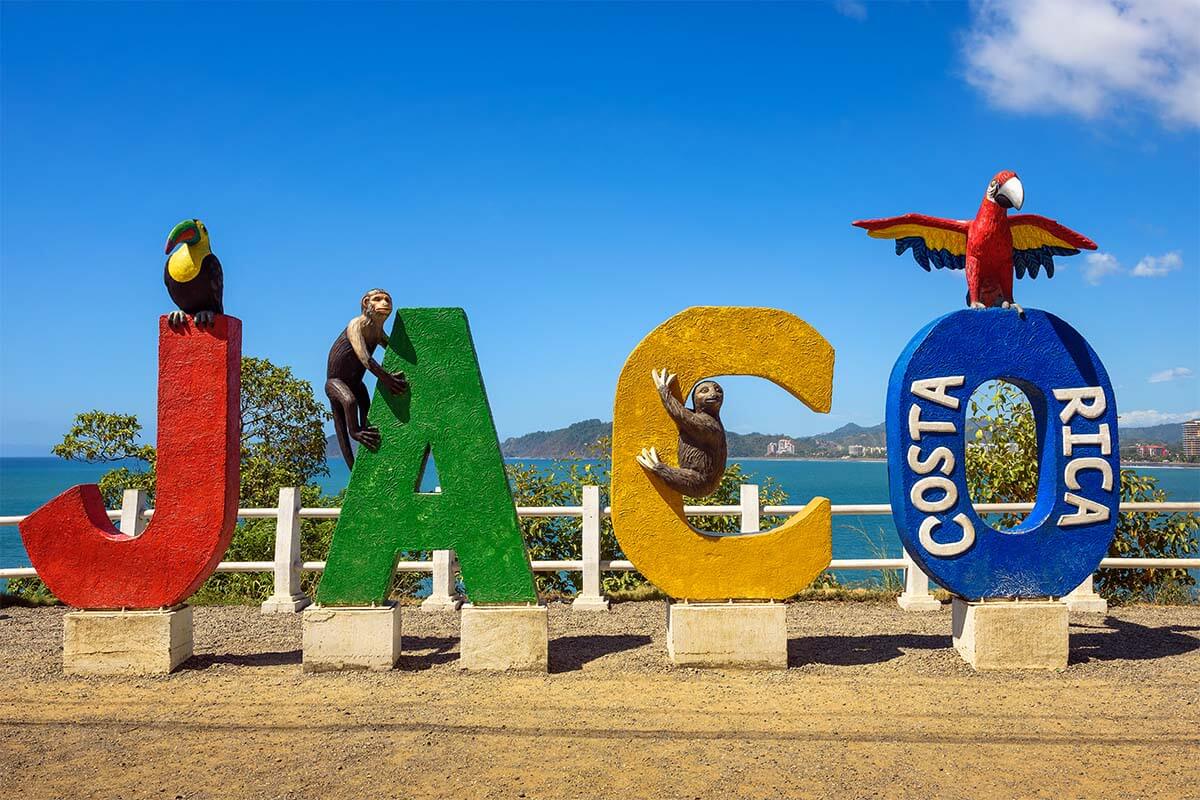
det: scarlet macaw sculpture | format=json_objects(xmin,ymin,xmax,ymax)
[{"xmin": 853, "ymin": 171, "xmax": 1097, "ymax": 313}]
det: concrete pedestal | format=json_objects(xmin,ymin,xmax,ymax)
[
  {"xmin": 1062, "ymin": 592, "xmax": 1107, "ymax": 614},
  {"xmin": 460, "ymin": 605, "xmax": 548, "ymax": 672},
  {"xmin": 570, "ymin": 596, "xmax": 611, "ymax": 612},
  {"xmin": 63, "ymin": 605, "xmax": 193, "ymax": 676},
  {"xmin": 666, "ymin": 602, "xmax": 787, "ymax": 670},
  {"xmin": 1063, "ymin": 576, "xmax": 1108, "ymax": 614},
  {"xmin": 261, "ymin": 594, "xmax": 311, "ymax": 614},
  {"xmin": 896, "ymin": 550, "xmax": 943, "ymax": 612},
  {"xmin": 420, "ymin": 550, "xmax": 463, "ymax": 612},
  {"xmin": 302, "ymin": 603, "xmax": 401, "ymax": 672},
  {"xmin": 896, "ymin": 593, "xmax": 943, "ymax": 612},
  {"xmin": 951, "ymin": 597, "xmax": 1068, "ymax": 671},
  {"xmin": 419, "ymin": 594, "xmax": 463, "ymax": 612}
]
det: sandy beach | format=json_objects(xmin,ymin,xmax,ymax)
[{"xmin": 1, "ymin": 600, "xmax": 1197, "ymax": 800}]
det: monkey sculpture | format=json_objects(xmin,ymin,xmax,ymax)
[
  {"xmin": 635, "ymin": 369, "xmax": 727, "ymax": 497},
  {"xmin": 326, "ymin": 289, "xmax": 409, "ymax": 469}
]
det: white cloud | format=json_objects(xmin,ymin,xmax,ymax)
[
  {"xmin": 834, "ymin": 1, "xmax": 867, "ymax": 21},
  {"xmin": 1132, "ymin": 250, "xmax": 1183, "ymax": 277},
  {"xmin": 1078, "ymin": 250, "xmax": 1184, "ymax": 284},
  {"xmin": 1119, "ymin": 409, "xmax": 1200, "ymax": 427},
  {"xmin": 962, "ymin": 0, "xmax": 1200, "ymax": 127},
  {"xmin": 1084, "ymin": 252, "xmax": 1123, "ymax": 284},
  {"xmin": 1149, "ymin": 367, "xmax": 1195, "ymax": 383}
]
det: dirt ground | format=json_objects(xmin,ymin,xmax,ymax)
[{"xmin": 0, "ymin": 600, "xmax": 1196, "ymax": 800}]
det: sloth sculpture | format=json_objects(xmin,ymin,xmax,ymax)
[{"xmin": 636, "ymin": 369, "xmax": 727, "ymax": 498}]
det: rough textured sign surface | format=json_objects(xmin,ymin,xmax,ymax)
[
  {"xmin": 317, "ymin": 308, "xmax": 536, "ymax": 606},
  {"xmin": 20, "ymin": 316, "xmax": 241, "ymax": 609},
  {"xmin": 612, "ymin": 306, "xmax": 834, "ymax": 600},
  {"xmin": 887, "ymin": 308, "xmax": 1119, "ymax": 599}
]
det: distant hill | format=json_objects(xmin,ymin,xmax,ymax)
[
  {"xmin": 331, "ymin": 420, "xmax": 1189, "ymax": 461},
  {"xmin": 327, "ymin": 421, "xmax": 613, "ymax": 461},
  {"xmin": 500, "ymin": 419, "xmax": 888, "ymax": 459},
  {"xmin": 325, "ymin": 434, "xmax": 352, "ymax": 460},
  {"xmin": 500, "ymin": 419, "xmax": 611, "ymax": 458},
  {"xmin": 815, "ymin": 422, "xmax": 888, "ymax": 446},
  {"xmin": 1120, "ymin": 423, "xmax": 1184, "ymax": 446}
]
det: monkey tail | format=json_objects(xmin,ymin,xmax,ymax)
[{"xmin": 331, "ymin": 403, "xmax": 355, "ymax": 469}]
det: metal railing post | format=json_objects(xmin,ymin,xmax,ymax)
[
  {"xmin": 896, "ymin": 547, "xmax": 942, "ymax": 611},
  {"xmin": 421, "ymin": 550, "xmax": 462, "ymax": 611},
  {"xmin": 118, "ymin": 489, "xmax": 149, "ymax": 536},
  {"xmin": 261, "ymin": 487, "xmax": 310, "ymax": 614},
  {"xmin": 740, "ymin": 484, "xmax": 760, "ymax": 533},
  {"xmin": 573, "ymin": 485, "xmax": 610, "ymax": 611},
  {"xmin": 1063, "ymin": 573, "xmax": 1108, "ymax": 613}
]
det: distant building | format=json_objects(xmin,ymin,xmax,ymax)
[
  {"xmin": 1184, "ymin": 420, "xmax": 1200, "ymax": 458},
  {"xmin": 847, "ymin": 444, "xmax": 864, "ymax": 457},
  {"xmin": 1135, "ymin": 443, "xmax": 1170, "ymax": 459},
  {"xmin": 766, "ymin": 439, "xmax": 795, "ymax": 456}
]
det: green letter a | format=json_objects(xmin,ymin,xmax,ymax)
[{"xmin": 316, "ymin": 308, "xmax": 537, "ymax": 606}]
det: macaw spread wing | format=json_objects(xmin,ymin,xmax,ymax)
[
  {"xmin": 853, "ymin": 214, "xmax": 969, "ymax": 272},
  {"xmin": 1009, "ymin": 214, "xmax": 1097, "ymax": 279}
]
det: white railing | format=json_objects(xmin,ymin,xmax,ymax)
[{"xmin": 1, "ymin": 486, "xmax": 1197, "ymax": 615}]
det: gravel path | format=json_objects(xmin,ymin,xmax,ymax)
[
  {"xmin": 3, "ymin": 600, "xmax": 1197, "ymax": 681},
  {"xmin": 1, "ymin": 601, "xmax": 1197, "ymax": 799}
]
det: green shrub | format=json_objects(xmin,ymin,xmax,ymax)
[
  {"xmin": 7, "ymin": 355, "xmax": 341, "ymax": 606},
  {"xmin": 967, "ymin": 381, "xmax": 1198, "ymax": 603},
  {"xmin": 506, "ymin": 436, "xmax": 791, "ymax": 596},
  {"xmin": 1, "ymin": 576, "xmax": 58, "ymax": 606},
  {"xmin": 1096, "ymin": 470, "xmax": 1199, "ymax": 604}
]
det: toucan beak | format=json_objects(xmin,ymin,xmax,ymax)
[
  {"xmin": 997, "ymin": 176, "xmax": 1024, "ymax": 211},
  {"xmin": 165, "ymin": 219, "xmax": 201, "ymax": 254}
]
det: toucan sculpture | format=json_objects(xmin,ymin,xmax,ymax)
[
  {"xmin": 853, "ymin": 171, "xmax": 1097, "ymax": 312},
  {"xmin": 164, "ymin": 218, "xmax": 224, "ymax": 328}
]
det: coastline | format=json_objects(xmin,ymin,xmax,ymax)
[
  {"xmin": 738, "ymin": 456, "xmax": 887, "ymax": 464},
  {"xmin": 507, "ymin": 455, "xmax": 1198, "ymax": 469},
  {"xmin": 7, "ymin": 454, "xmax": 1195, "ymax": 468},
  {"xmin": 507, "ymin": 456, "xmax": 890, "ymax": 464},
  {"xmin": 1123, "ymin": 461, "xmax": 1200, "ymax": 469}
]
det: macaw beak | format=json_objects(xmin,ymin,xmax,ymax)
[
  {"xmin": 996, "ymin": 176, "xmax": 1024, "ymax": 211},
  {"xmin": 165, "ymin": 220, "xmax": 201, "ymax": 254}
]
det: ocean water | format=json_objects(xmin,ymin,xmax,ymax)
[{"xmin": 4, "ymin": 457, "xmax": 1198, "ymax": 582}]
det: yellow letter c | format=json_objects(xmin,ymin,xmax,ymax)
[{"xmin": 611, "ymin": 306, "xmax": 834, "ymax": 600}]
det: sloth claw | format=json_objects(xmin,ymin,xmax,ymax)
[
  {"xmin": 636, "ymin": 446, "xmax": 662, "ymax": 471},
  {"xmin": 651, "ymin": 368, "xmax": 677, "ymax": 391}
]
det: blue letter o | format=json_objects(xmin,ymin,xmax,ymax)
[{"xmin": 886, "ymin": 309, "xmax": 1119, "ymax": 599}]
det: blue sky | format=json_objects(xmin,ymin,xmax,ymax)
[{"xmin": 1, "ymin": 1, "xmax": 1197, "ymax": 456}]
